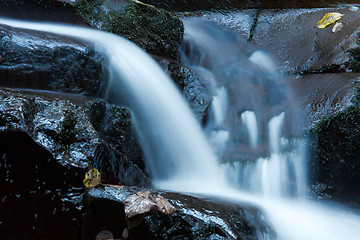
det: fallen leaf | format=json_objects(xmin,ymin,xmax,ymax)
[
  {"xmin": 83, "ymin": 169, "xmax": 101, "ymax": 187},
  {"xmin": 105, "ymin": 184, "xmax": 124, "ymax": 190},
  {"xmin": 124, "ymin": 191, "xmax": 175, "ymax": 218},
  {"xmin": 125, "ymin": 191, "xmax": 156, "ymax": 218},
  {"xmin": 152, "ymin": 194, "xmax": 175, "ymax": 214},
  {"xmin": 317, "ymin": 12, "xmax": 344, "ymax": 29},
  {"xmin": 332, "ymin": 22, "xmax": 343, "ymax": 33}
]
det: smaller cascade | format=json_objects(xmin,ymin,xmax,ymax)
[
  {"xmin": 268, "ymin": 112, "xmax": 285, "ymax": 154},
  {"xmin": 240, "ymin": 111, "xmax": 258, "ymax": 148},
  {"xmin": 207, "ymin": 87, "xmax": 230, "ymax": 157}
]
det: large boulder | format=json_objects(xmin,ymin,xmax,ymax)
[
  {"xmin": 83, "ymin": 185, "xmax": 273, "ymax": 239},
  {"xmin": 0, "ymin": 88, "xmax": 149, "ymax": 186},
  {"xmin": 0, "ymin": 88, "xmax": 149, "ymax": 239}
]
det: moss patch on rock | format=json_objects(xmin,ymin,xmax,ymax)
[{"xmin": 74, "ymin": 0, "xmax": 184, "ymax": 60}]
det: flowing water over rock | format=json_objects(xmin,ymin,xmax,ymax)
[{"xmin": 1, "ymin": 17, "xmax": 360, "ymax": 240}]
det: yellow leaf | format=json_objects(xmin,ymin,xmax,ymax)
[
  {"xmin": 317, "ymin": 12, "xmax": 344, "ymax": 29},
  {"xmin": 83, "ymin": 169, "xmax": 101, "ymax": 187}
]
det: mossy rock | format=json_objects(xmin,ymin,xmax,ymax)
[
  {"xmin": 74, "ymin": 0, "xmax": 184, "ymax": 60},
  {"xmin": 309, "ymin": 85, "xmax": 360, "ymax": 198}
]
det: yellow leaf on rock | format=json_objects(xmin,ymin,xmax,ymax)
[
  {"xmin": 317, "ymin": 12, "xmax": 344, "ymax": 29},
  {"xmin": 83, "ymin": 169, "xmax": 101, "ymax": 187}
]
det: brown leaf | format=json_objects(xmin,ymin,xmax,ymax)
[
  {"xmin": 124, "ymin": 191, "xmax": 156, "ymax": 218},
  {"xmin": 151, "ymin": 194, "xmax": 175, "ymax": 214},
  {"xmin": 124, "ymin": 191, "xmax": 175, "ymax": 218},
  {"xmin": 105, "ymin": 184, "xmax": 124, "ymax": 190}
]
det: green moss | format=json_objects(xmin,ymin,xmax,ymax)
[
  {"xmin": 74, "ymin": 0, "xmax": 105, "ymax": 27},
  {"xmin": 74, "ymin": 1, "xmax": 184, "ymax": 60},
  {"xmin": 102, "ymin": 4, "xmax": 183, "ymax": 59}
]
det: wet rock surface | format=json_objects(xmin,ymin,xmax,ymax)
[
  {"xmin": 251, "ymin": 7, "xmax": 360, "ymax": 74},
  {"xmin": 0, "ymin": 25, "xmax": 105, "ymax": 96},
  {"xmin": 0, "ymin": 88, "xmax": 150, "ymax": 239},
  {"xmin": 0, "ymin": 88, "xmax": 148, "ymax": 186},
  {"xmin": 84, "ymin": 185, "xmax": 273, "ymax": 240},
  {"xmin": 141, "ymin": 0, "xmax": 359, "ymax": 11}
]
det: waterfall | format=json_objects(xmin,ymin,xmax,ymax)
[
  {"xmin": 0, "ymin": 18, "xmax": 228, "ymax": 192},
  {"xmin": 2, "ymin": 18, "xmax": 360, "ymax": 240}
]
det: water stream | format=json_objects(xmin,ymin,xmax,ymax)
[{"xmin": 1, "ymin": 18, "xmax": 360, "ymax": 240}]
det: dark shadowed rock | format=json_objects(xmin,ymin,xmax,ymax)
[
  {"xmin": 0, "ymin": 88, "xmax": 149, "ymax": 239},
  {"xmin": 309, "ymin": 85, "xmax": 360, "ymax": 205},
  {"xmin": 0, "ymin": 0, "xmax": 83, "ymax": 23}
]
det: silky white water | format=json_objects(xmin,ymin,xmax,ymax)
[
  {"xmin": 1, "ymin": 18, "xmax": 360, "ymax": 240},
  {"xmin": 241, "ymin": 111, "xmax": 258, "ymax": 148}
]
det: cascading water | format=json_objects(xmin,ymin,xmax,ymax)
[
  {"xmin": 241, "ymin": 110, "xmax": 258, "ymax": 148},
  {"xmin": 0, "ymin": 18, "xmax": 228, "ymax": 193},
  {"xmin": 180, "ymin": 20, "xmax": 360, "ymax": 239},
  {"xmin": 1, "ymin": 18, "xmax": 360, "ymax": 240}
]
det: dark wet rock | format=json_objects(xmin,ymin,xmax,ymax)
[
  {"xmin": 83, "ymin": 185, "xmax": 273, "ymax": 240},
  {"xmin": 0, "ymin": 88, "xmax": 148, "ymax": 186},
  {"xmin": 0, "ymin": 88, "xmax": 149, "ymax": 238},
  {"xmin": 289, "ymin": 73, "xmax": 357, "ymax": 129},
  {"xmin": 349, "ymin": 31, "xmax": 360, "ymax": 72},
  {"xmin": 309, "ymin": 86, "xmax": 360, "ymax": 203},
  {"xmin": 0, "ymin": 0, "xmax": 83, "ymax": 23},
  {"xmin": 158, "ymin": 58, "xmax": 211, "ymax": 122},
  {"xmin": 0, "ymin": 25, "xmax": 106, "ymax": 96},
  {"xmin": 308, "ymin": 182, "xmax": 335, "ymax": 201},
  {"xmin": 182, "ymin": 67, "xmax": 211, "ymax": 123},
  {"xmin": 140, "ymin": 0, "xmax": 358, "ymax": 11},
  {"xmin": 74, "ymin": 0, "xmax": 184, "ymax": 60},
  {"xmin": 251, "ymin": 7, "xmax": 360, "ymax": 74}
]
